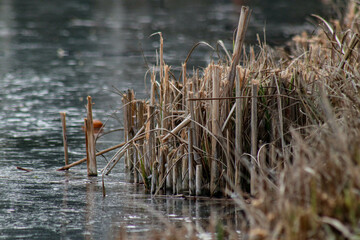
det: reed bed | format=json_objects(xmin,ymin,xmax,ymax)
[
  {"xmin": 59, "ymin": 2, "xmax": 360, "ymax": 239},
  {"xmin": 124, "ymin": 2, "xmax": 358, "ymax": 238}
]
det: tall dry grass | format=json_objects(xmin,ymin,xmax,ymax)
[
  {"xmin": 106, "ymin": 2, "xmax": 360, "ymax": 239},
  {"xmin": 241, "ymin": 2, "xmax": 360, "ymax": 239}
]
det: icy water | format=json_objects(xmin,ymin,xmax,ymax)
[{"xmin": 0, "ymin": 0, "xmax": 329, "ymax": 239}]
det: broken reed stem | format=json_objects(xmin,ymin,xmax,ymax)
[
  {"xmin": 16, "ymin": 166, "xmax": 32, "ymax": 172},
  {"xmin": 86, "ymin": 96, "xmax": 97, "ymax": 176},
  {"xmin": 105, "ymin": 151, "xmax": 126, "ymax": 175},
  {"xmin": 227, "ymin": 6, "xmax": 251, "ymax": 95},
  {"xmin": 162, "ymin": 115, "xmax": 191, "ymax": 142},
  {"xmin": 57, "ymin": 136, "xmax": 145, "ymax": 171},
  {"xmin": 60, "ymin": 112, "xmax": 69, "ymax": 166}
]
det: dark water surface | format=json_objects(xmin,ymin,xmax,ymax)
[{"xmin": 0, "ymin": 0, "xmax": 329, "ymax": 239}]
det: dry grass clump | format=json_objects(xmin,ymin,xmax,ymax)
[
  {"xmin": 105, "ymin": 2, "xmax": 360, "ymax": 239},
  {"xmin": 241, "ymin": 2, "xmax": 360, "ymax": 239}
]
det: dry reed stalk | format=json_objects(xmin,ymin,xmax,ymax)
[
  {"xmin": 60, "ymin": 112, "xmax": 69, "ymax": 166},
  {"xmin": 133, "ymin": 149, "xmax": 139, "ymax": 183},
  {"xmin": 226, "ymin": 6, "xmax": 251, "ymax": 95},
  {"xmin": 274, "ymin": 76, "xmax": 285, "ymax": 160},
  {"xmin": 338, "ymin": 33, "xmax": 359, "ymax": 71},
  {"xmin": 195, "ymin": 164, "xmax": 202, "ymax": 196},
  {"xmin": 160, "ymin": 33, "xmax": 164, "ymax": 87},
  {"xmin": 194, "ymin": 69, "xmax": 199, "ymax": 92},
  {"xmin": 57, "ymin": 136, "xmax": 145, "ymax": 171},
  {"xmin": 16, "ymin": 166, "xmax": 32, "ymax": 172},
  {"xmin": 178, "ymin": 72, "xmax": 190, "ymax": 193},
  {"xmin": 235, "ymin": 67, "xmax": 244, "ymax": 188},
  {"xmin": 250, "ymin": 46, "xmax": 255, "ymax": 65},
  {"xmin": 198, "ymin": 67, "xmax": 208, "ymax": 94},
  {"xmin": 86, "ymin": 96, "xmax": 97, "ymax": 176},
  {"xmin": 220, "ymin": 66, "xmax": 231, "ymax": 129},
  {"xmin": 159, "ymin": 45, "xmax": 164, "ymax": 108},
  {"xmin": 270, "ymin": 116, "xmax": 277, "ymax": 168},
  {"xmin": 127, "ymin": 90, "xmax": 136, "ymax": 181},
  {"xmin": 250, "ymin": 81, "xmax": 258, "ymax": 194},
  {"xmin": 134, "ymin": 101, "xmax": 145, "ymax": 183},
  {"xmin": 210, "ymin": 65, "xmax": 221, "ymax": 196},
  {"xmin": 147, "ymin": 105, "xmax": 156, "ymax": 171},
  {"xmin": 225, "ymin": 130, "xmax": 234, "ymax": 195},
  {"xmin": 84, "ymin": 118, "xmax": 91, "ymax": 175},
  {"xmin": 188, "ymin": 91, "xmax": 195, "ymax": 195},
  {"xmin": 168, "ymin": 82, "xmax": 176, "ymax": 132},
  {"xmin": 162, "ymin": 65, "xmax": 170, "ymax": 136},
  {"xmin": 122, "ymin": 94, "xmax": 129, "ymax": 169},
  {"xmin": 192, "ymin": 91, "xmax": 201, "ymax": 167},
  {"xmin": 181, "ymin": 131, "xmax": 189, "ymax": 192},
  {"xmin": 141, "ymin": 146, "xmax": 147, "ymax": 185},
  {"xmin": 221, "ymin": 102, "xmax": 236, "ymax": 132},
  {"xmin": 150, "ymin": 67, "xmax": 156, "ymax": 106},
  {"xmin": 105, "ymin": 151, "xmax": 126, "ymax": 176},
  {"xmin": 182, "ymin": 63, "xmax": 187, "ymax": 109},
  {"xmin": 102, "ymin": 125, "xmax": 145, "ymax": 176},
  {"xmin": 162, "ymin": 115, "xmax": 191, "ymax": 142}
]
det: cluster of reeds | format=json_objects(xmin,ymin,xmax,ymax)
[
  {"xmin": 240, "ymin": 2, "xmax": 360, "ymax": 239},
  {"xmin": 104, "ymin": 0, "xmax": 358, "ymax": 196},
  {"xmin": 61, "ymin": 2, "xmax": 359, "ymax": 239},
  {"xmin": 102, "ymin": 7, "xmax": 255, "ymax": 197}
]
